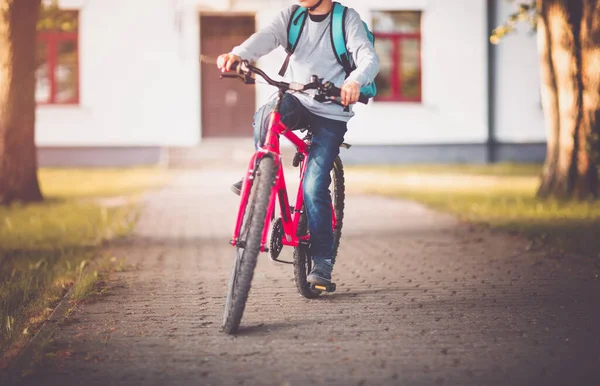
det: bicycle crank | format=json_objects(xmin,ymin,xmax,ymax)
[{"xmin": 269, "ymin": 218, "xmax": 284, "ymax": 261}]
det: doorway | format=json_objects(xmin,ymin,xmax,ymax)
[{"xmin": 200, "ymin": 14, "xmax": 256, "ymax": 137}]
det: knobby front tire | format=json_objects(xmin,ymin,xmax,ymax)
[
  {"xmin": 331, "ymin": 156, "xmax": 346, "ymax": 264},
  {"xmin": 222, "ymin": 157, "xmax": 276, "ymax": 334},
  {"xmin": 293, "ymin": 156, "xmax": 345, "ymax": 299}
]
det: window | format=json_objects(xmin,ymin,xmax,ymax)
[
  {"xmin": 36, "ymin": 9, "xmax": 79, "ymax": 105},
  {"xmin": 372, "ymin": 11, "xmax": 422, "ymax": 102}
]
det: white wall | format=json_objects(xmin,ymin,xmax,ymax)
[
  {"xmin": 344, "ymin": 0, "xmax": 489, "ymax": 145},
  {"xmin": 493, "ymin": 0, "xmax": 545, "ymax": 143},
  {"xmin": 37, "ymin": 0, "xmax": 542, "ymax": 148},
  {"xmin": 37, "ymin": 0, "xmax": 200, "ymax": 147}
]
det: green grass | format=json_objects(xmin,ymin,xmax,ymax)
[
  {"xmin": 347, "ymin": 163, "xmax": 600, "ymax": 258},
  {"xmin": 349, "ymin": 163, "xmax": 544, "ymax": 177},
  {"xmin": 39, "ymin": 167, "xmax": 169, "ymax": 199},
  {"xmin": 70, "ymin": 270, "xmax": 100, "ymax": 303},
  {"xmin": 0, "ymin": 167, "xmax": 169, "ymax": 362}
]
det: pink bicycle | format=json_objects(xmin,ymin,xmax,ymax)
[{"xmin": 221, "ymin": 60, "xmax": 367, "ymax": 334}]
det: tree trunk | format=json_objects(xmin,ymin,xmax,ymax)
[
  {"xmin": 0, "ymin": 0, "xmax": 43, "ymax": 205},
  {"xmin": 536, "ymin": 0, "xmax": 599, "ymax": 200},
  {"xmin": 579, "ymin": 0, "xmax": 600, "ymax": 197},
  {"xmin": 542, "ymin": 0, "xmax": 581, "ymax": 199},
  {"xmin": 537, "ymin": 0, "xmax": 561, "ymax": 198}
]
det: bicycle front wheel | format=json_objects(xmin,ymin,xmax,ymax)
[
  {"xmin": 222, "ymin": 157, "xmax": 276, "ymax": 334},
  {"xmin": 293, "ymin": 155, "xmax": 345, "ymax": 298}
]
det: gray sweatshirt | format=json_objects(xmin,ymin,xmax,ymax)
[{"xmin": 231, "ymin": 4, "xmax": 379, "ymax": 123}]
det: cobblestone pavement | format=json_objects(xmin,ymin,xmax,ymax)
[{"xmin": 8, "ymin": 168, "xmax": 600, "ymax": 386}]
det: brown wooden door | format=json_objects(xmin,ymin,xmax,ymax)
[{"xmin": 200, "ymin": 15, "xmax": 256, "ymax": 138}]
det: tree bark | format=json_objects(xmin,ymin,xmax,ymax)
[
  {"xmin": 0, "ymin": 0, "xmax": 43, "ymax": 205},
  {"xmin": 549, "ymin": 0, "xmax": 581, "ymax": 199},
  {"xmin": 537, "ymin": 0, "xmax": 562, "ymax": 198},
  {"xmin": 536, "ymin": 0, "xmax": 599, "ymax": 200},
  {"xmin": 578, "ymin": 0, "xmax": 600, "ymax": 198}
]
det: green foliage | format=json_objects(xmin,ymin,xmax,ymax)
[
  {"xmin": 490, "ymin": 0, "xmax": 537, "ymax": 44},
  {"xmin": 37, "ymin": 0, "xmax": 78, "ymax": 32}
]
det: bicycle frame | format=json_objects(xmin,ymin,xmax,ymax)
[{"xmin": 231, "ymin": 92, "xmax": 337, "ymax": 253}]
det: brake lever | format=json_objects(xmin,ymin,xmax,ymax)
[{"xmin": 303, "ymin": 82, "xmax": 320, "ymax": 91}]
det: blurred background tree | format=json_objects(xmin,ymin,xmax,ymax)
[
  {"xmin": 0, "ymin": 0, "xmax": 44, "ymax": 205},
  {"xmin": 37, "ymin": 0, "xmax": 77, "ymax": 32},
  {"xmin": 0, "ymin": 0, "xmax": 73, "ymax": 205},
  {"xmin": 492, "ymin": 0, "xmax": 600, "ymax": 200}
]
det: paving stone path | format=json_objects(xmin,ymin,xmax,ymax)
[{"xmin": 7, "ymin": 168, "xmax": 600, "ymax": 386}]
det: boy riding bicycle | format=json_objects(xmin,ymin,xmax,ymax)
[{"xmin": 217, "ymin": 0, "xmax": 379, "ymax": 287}]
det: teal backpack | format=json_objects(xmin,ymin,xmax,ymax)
[{"xmin": 278, "ymin": 2, "xmax": 377, "ymax": 99}]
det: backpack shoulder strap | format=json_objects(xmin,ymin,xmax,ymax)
[
  {"xmin": 287, "ymin": 5, "xmax": 307, "ymax": 54},
  {"xmin": 278, "ymin": 5, "xmax": 307, "ymax": 77},
  {"xmin": 330, "ymin": 2, "xmax": 354, "ymax": 77}
]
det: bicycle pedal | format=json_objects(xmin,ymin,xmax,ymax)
[{"xmin": 311, "ymin": 283, "xmax": 336, "ymax": 293}]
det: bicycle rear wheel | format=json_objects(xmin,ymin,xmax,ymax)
[
  {"xmin": 222, "ymin": 157, "xmax": 276, "ymax": 334},
  {"xmin": 293, "ymin": 156, "xmax": 345, "ymax": 298}
]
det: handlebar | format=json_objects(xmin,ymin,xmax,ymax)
[
  {"xmin": 322, "ymin": 83, "xmax": 370, "ymax": 105},
  {"xmin": 223, "ymin": 60, "xmax": 369, "ymax": 105}
]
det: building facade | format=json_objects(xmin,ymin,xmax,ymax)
[{"xmin": 36, "ymin": 0, "xmax": 545, "ymax": 166}]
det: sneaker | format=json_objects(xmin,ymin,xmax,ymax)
[
  {"xmin": 231, "ymin": 179, "xmax": 243, "ymax": 196},
  {"xmin": 307, "ymin": 259, "xmax": 333, "ymax": 286}
]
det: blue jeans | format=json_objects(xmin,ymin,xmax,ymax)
[{"xmin": 253, "ymin": 94, "xmax": 347, "ymax": 263}]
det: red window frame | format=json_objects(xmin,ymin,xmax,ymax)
[
  {"xmin": 37, "ymin": 29, "xmax": 79, "ymax": 105},
  {"xmin": 374, "ymin": 32, "xmax": 422, "ymax": 103}
]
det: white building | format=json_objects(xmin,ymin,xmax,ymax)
[{"xmin": 36, "ymin": 0, "xmax": 545, "ymax": 166}]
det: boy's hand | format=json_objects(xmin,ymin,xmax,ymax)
[
  {"xmin": 217, "ymin": 53, "xmax": 241, "ymax": 72},
  {"xmin": 340, "ymin": 80, "xmax": 361, "ymax": 106}
]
